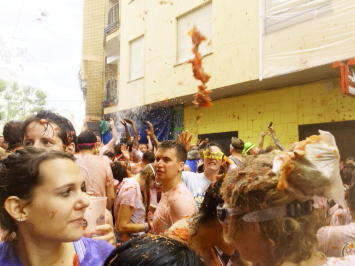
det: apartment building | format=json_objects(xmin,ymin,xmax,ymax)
[{"xmin": 81, "ymin": 0, "xmax": 355, "ymax": 157}]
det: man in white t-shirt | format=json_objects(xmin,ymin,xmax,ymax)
[{"xmin": 182, "ymin": 143, "xmax": 224, "ymax": 208}]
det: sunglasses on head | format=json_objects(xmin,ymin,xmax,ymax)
[
  {"xmin": 216, "ymin": 205, "xmax": 244, "ymax": 225},
  {"xmin": 216, "ymin": 200, "xmax": 313, "ymax": 225}
]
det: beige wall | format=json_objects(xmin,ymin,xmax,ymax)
[{"xmin": 115, "ymin": 0, "xmax": 259, "ymax": 111}]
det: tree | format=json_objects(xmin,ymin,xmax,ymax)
[{"xmin": 0, "ymin": 79, "xmax": 47, "ymax": 123}]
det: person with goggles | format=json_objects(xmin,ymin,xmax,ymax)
[
  {"xmin": 182, "ymin": 143, "xmax": 228, "ymax": 208},
  {"xmin": 219, "ymin": 153, "xmax": 355, "ymax": 266},
  {"xmin": 168, "ymin": 178, "xmax": 247, "ymax": 266}
]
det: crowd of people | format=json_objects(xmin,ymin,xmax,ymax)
[{"xmin": 0, "ymin": 109, "xmax": 354, "ymax": 266}]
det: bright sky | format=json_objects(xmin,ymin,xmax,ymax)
[{"xmin": 0, "ymin": 0, "xmax": 84, "ymax": 132}]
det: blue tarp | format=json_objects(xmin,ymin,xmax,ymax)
[
  {"xmin": 137, "ymin": 108, "xmax": 173, "ymax": 144},
  {"xmin": 104, "ymin": 107, "xmax": 174, "ymax": 144}
]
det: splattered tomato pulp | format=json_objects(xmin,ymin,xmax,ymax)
[{"xmin": 188, "ymin": 26, "xmax": 213, "ymax": 107}]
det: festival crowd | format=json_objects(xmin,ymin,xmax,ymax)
[{"xmin": 0, "ymin": 110, "xmax": 354, "ymax": 265}]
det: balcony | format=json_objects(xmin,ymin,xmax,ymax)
[
  {"xmin": 105, "ymin": 2, "xmax": 120, "ymax": 64},
  {"xmin": 105, "ymin": 3, "xmax": 119, "ymax": 35}
]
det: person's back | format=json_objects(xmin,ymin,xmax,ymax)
[
  {"xmin": 317, "ymin": 223, "xmax": 355, "ymax": 257},
  {"xmin": 76, "ymin": 130, "xmax": 115, "ymax": 209},
  {"xmin": 114, "ymin": 177, "xmax": 145, "ymax": 224},
  {"xmin": 75, "ymin": 153, "xmax": 113, "ymax": 197},
  {"xmin": 317, "ymin": 183, "xmax": 355, "ymax": 257}
]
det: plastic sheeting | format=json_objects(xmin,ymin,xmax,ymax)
[{"xmin": 260, "ymin": 0, "xmax": 355, "ymax": 79}]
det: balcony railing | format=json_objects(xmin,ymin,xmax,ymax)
[{"xmin": 105, "ymin": 3, "xmax": 119, "ymax": 34}]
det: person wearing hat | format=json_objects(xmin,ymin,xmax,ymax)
[{"xmin": 242, "ymin": 141, "xmax": 259, "ymax": 155}]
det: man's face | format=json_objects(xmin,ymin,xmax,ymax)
[
  {"xmin": 23, "ymin": 121, "xmax": 65, "ymax": 151},
  {"xmin": 154, "ymin": 148, "xmax": 184, "ymax": 183},
  {"xmin": 203, "ymin": 146, "xmax": 223, "ymax": 173},
  {"xmin": 23, "ymin": 121, "xmax": 75, "ymax": 153},
  {"xmin": 139, "ymin": 144, "xmax": 148, "ymax": 153}
]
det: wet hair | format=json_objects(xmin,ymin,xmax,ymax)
[
  {"xmin": 114, "ymin": 143, "xmax": 123, "ymax": 155},
  {"xmin": 3, "ymin": 121, "xmax": 23, "ymax": 151},
  {"xmin": 348, "ymin": 184, "xmax": 355, "ymax": 212},
  {"xmin": 139, "ymin": 164, "xmax": 156, "ymax": 222},
  {"xmin": 111, "ymin": 161, "xmax": 128, "ymax": 183},
  {"xmin": 77, "ymin": 130, "xmax": 97, "ymax": 150},
  {"xmin": 196, "ymin": 178, "xmax": 224, "ymax": 225},
  {"xmin": 341, "ymin": 157, "xmax": 355, "ymax": 185},
  {"xmin": 222, "ymin": 154, "xmax": 325, "ymax": 265},
  {"xmin": 230, "ymin": 137, "xmax": 244, "ymax": 152},
  {"xmin": 104, "ymin": 234, "xmax": 204, "ymax": 266},
  {"xmin": 22, "ymin": 110, "xmax": 77, "ymax": 149},
  {"xmin": 204, "ymin": 142, "xmax": 223, "ymax": 152},
  {"xmin": 158, "ymin": 140, "xmax": 187, "ymax": 162},
  {"xmin": 142, "ymin": 151, "xmax": 155, "ymax": 164},
  {"xmin": 0, "ymin": 147, "xmax": 74, "ymax": 241},
  {"xmin": 187, "ymin": 149, "xmax": 200, "ymax": 160},
  {"xmin": 103, "ymin": 151, "xmax": 115, "ymax": 161}
]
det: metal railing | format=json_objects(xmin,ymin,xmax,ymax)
[{"xmin": 105, "ymin": 3, "xmax": 119, "ymax": 34}]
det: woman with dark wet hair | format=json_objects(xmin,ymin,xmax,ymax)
[
  {"xmin": 104, "ymin": 234, "xmax": 204, "ymax": 266},
  {"xmin": 22, "ymin": 110, "xmax": 77, "ymax": 153},
  {"xmin": 167, "ymin": 178, "xmax": 245, "ymax": 266},
  {"xmin": 21, "ymin": 110, "xmax": 116, "ymax": 245},
  {"xmin": 3, "ymin": 121, "xmax": 23, "ymax": 152},
  {"xmin": 0, "ymin": 147, "xmax": 113, "ymax": 265},
  {"xmin": 114, "ymin": 164, "xmax": 156, "ymax": 241}
]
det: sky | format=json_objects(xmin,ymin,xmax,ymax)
[{"xmin": 0, "ymin": 0, "xmax": 84, "ymax": 132}]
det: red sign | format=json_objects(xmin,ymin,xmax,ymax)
[{"xmin": 332, "ymin": 59, "xmax": 355, "ymax": 96}]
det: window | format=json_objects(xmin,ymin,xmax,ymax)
[
  {"xmin": 198, "ymin": 131, "xmax": 238, "ymax": 155},
  {"xmin": 176, "ymin": 3, "xmax": 212, "ymax": 64},
  {"xmin": 264, "ymin": 0, "xmax": 331, "ymax": 34},
  {"xmin": 129, "ymin": 36, "xmax": 144, "ymax": 80}
]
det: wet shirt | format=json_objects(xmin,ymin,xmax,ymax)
[
  {"xmin": 182, "ymin": 171, "xmax": 211, "ymax": 208},
  {"xmin": 0, "ymin": 237, "xmax": 114, "ymax": 266},
  {"xmin": 323, "ymin": 255, "xmax": 355, "ymax": 265},
  {"xmin": 152, "ymin": 182, "xmax": 197, "ymax": 234},
  {"xmin": 114, "ymin": 177, "xmax": 145, "ymax": 224},
  {"xmin": 317, "ymin": 223, "xmax": 355, "ymax": 257},
  {"xmin": 329, "ymin": 204, "xmax": 352, "ymax": 226},
  {"xmin": 75, "ymin": 153, "xmax": 114, "ymax": 197}
]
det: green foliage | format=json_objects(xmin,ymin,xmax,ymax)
[{"xmin": 0, "ymin": 79, "xmax": 47, "ymax": 123}]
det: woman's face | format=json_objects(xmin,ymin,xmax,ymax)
[
  {"xmin": 22, "ymin": 158, "xmax": 89, "ymax": 242},
  {"xmin": 23, "ymin": 121, "xmax": 66, "ymax": 151},
  {"xmin": 222, "ymin": 210, "xmax": 272, "ymax": 263}
]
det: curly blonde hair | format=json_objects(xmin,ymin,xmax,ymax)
[{"xmin": 222, "ymin": 154, "xmax": 326, "ymax": 265}]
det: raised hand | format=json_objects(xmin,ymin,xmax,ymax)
[{"xmin": 177, "ymin": 130, "xmax": 193, "ymax": 151}]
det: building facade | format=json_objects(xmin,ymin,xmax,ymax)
[{"xmin": 81, "ymin": 0, "xmax": 355, "ymax": 157}]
